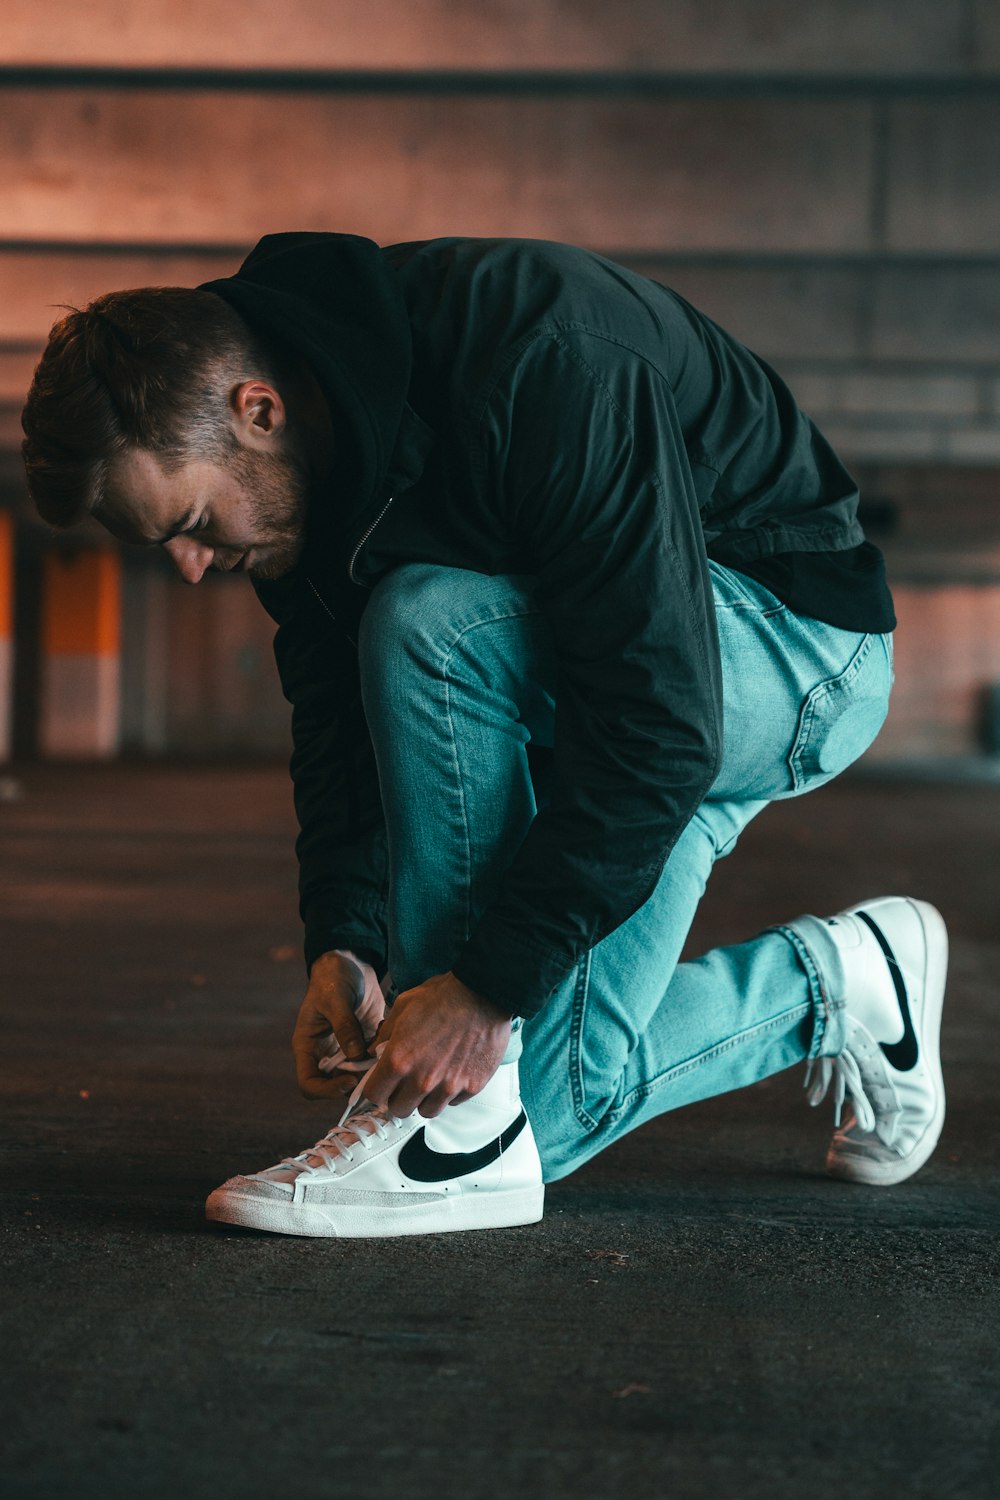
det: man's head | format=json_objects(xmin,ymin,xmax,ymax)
[{"xmin": 21, "ymin": 288, "xmax": 314, "ymax": 582}]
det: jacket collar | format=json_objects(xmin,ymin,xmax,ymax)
[{"xmin": 201, "ymin": 232, "xmax": 413, "ymax": 535}]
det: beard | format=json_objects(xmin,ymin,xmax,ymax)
[{"xmin": 228, "ymin": 443, "xmax": 310, "ymax": 581}]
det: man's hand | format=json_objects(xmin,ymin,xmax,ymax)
[
  {"xmin": 364, "ymin": 971, "xmax": 512, "ymax": 1119},
  {"xmin": 292, "ymin": 949, "xmax": 372, "ymax": 1101}
]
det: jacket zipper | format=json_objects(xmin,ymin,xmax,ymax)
[
  {"xmin": 306, "ymin": 575, "xmax": 361, "ymax": 649},
  {"xmin": 306, "ymin": 493, "xmax": 395, "ymax": 644},
  {"xmin": 348, "ymin": 494, "xmax": 395, "ymax": 584},
  {"xmin": 307, "ymin": 576, "xmax": 337, "ymax": 623}
]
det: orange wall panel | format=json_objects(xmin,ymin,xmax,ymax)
[{"xmin": 42, "ymin": 550, "xmax": 121, "ymax": 657}]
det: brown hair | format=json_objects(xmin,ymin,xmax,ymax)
[{"xmin": 21, "ymin": 287, "xmax": 276, "ymax": 527}]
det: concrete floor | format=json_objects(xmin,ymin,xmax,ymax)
[{"xmin": 1, "ymin": 764, "xmax": 998, "ymax": 1499}]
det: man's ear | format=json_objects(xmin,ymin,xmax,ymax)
[{"xmin": 230, "ymin": 379, "xmax": 287, "ymax": 442}]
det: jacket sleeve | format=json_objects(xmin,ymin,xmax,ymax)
[
  {"xmin": 450, "ymin": 331, "xmax": 723, "ymax": 1017},
  {"xmin": 256, "ymin": 578, "xmax": 389, "ymax": 975}
]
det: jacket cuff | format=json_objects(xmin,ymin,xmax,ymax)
[
  {"xmin": 452, "ymin": 923, "xmax": 575, "ymax": 1020},
  {"xmin": 304, "ymin": 918, "xmax": 385, "ymax": 977}
]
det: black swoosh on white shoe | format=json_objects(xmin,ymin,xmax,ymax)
[
  {"xmin": 818, "ymin": 897, "xmax": 948, "ymax": 1187},
  {"xmin": 856, "ymin": 909, "xmax": 919, "ymax": 1071},
  {"xmin": 398, "ymin": 1110, "xmax": 528, "ymax": 1184}
]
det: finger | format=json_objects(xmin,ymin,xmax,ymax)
[
  {"xmin": 361, "ymin": 1048, "xmax": 403, "ymax": 1109},
  {"xmin": 417, "ymin": 1082, "xmax": 456, "ymax": 1119},
  {"xmin": 292, "ymin": 1037, "xmax": 355, "ymax": 1100},
  {"xmin": 384, "ymin": 1073, "xmax": 433, "ymax": 1120},
  {"xmin": 299, "ymin": 1080, "xmax": 356, "ymax": 1103},
  {"xmin": 313, "ymin": 991, "xmax": 368, "ymax": 1061},
  {"xmin": 373, "ymin": 1009, "xmax": 395, "ymax": 1047},
  {"xmin": 296, "ymin": 988, "xmax": 368, "ymax": 1063}
]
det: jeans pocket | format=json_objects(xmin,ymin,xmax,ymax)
[{"xmin": 788, "ymin": 632, "xmax": 892, "ymax": 792}]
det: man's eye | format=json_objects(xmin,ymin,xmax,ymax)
[{"xmin": 195, "ymin": 515, "xmax": 210, "ymax": 533}]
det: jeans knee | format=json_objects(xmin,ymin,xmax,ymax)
[
  {"xmin": 358, "ymin": 564, "xmax": 454, "ymax": 711},
  {"xmin": 360, "ymin": 563, "xmax": 443, "ymax": 655},
  {"xmin": 359, "ymin": 564, "xmax": 544, "ymax": 722}
]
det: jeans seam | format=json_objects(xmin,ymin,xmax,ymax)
[
  {"xmin": 437, "ymin": 601, "xmax": 544, "ymax": 954},
  {"xmin": 707, "ymin": 560, "xmax": 787, "ymax": 617},
  {"xmin": 437, "ymin": 603, "xmax": 543, "ymax": 666},
  {"xmin": 605, "ymin": 1001, "xmax": 812, "ymax": 1122},
  {"xmin": 439, "ymin": 667, "xmax": 473, "ymax": 954},
  {"xmin": 788, "ymin": 631, "xmax": 878, "ymax": 790},
  {"xmin": 568, "ymin": 949, "xmax": 599, "ymax": 1131}
]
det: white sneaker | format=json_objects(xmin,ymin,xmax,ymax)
[
  {"xmin": 795, "ymin": 897, "xmax": 947, "ymax": 1186},
  {"xmin": 206, "ymin": 1060, "xmax": 544, "ymax": 1238}
]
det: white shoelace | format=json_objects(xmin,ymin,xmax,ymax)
[
  {"xmin": 278, "ymin": 1053, "xmax": 403, "ymax": 1179},
  {"xmin": 803, "ymin": 1052, "xmax": 877, "ymax": 1134}
]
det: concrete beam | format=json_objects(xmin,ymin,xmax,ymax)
[
  {"xmin": 645, "ymin": 260, "xmax": 1000, "ymax": 369},
  {"xmin": 0, "ymin": 248, "xmax": 243, "ymax": 343},
  {"xmin": 0, "ymin": 0, "xmax": 979, "ymax": 76},
  {"xmin": 5, "ymin": 252, "xmax": 870, "ymax": 358},
  {"xmin": 1, "ymin": 350, "xmax": 39, "ymax": 407},
  {"xmin": 636, "ymin": 261, "xmax": 870, "ymax": 362},
  {"xmin": 7, "ymin": 252, "xmax": 1000, "ymax": 367},
  {"xmin": 871, "ymin": 263, "xmax": 1000, "ymax": 363},
  {"xmin": 787, "ymin": 367, "xmax": 983, "ymax": 423},
  {"xmin": 972, "ymin": 0, "xmax": 1000, "ymax": 75},
  {"xmin": 821, "ymin": 423, "xmax": 1000, "ymax": 467},
  {"xmin": 0, "ymin": 90, "xmax": 875, "ymax": 251},
  {"xmin": 886, "ymin": 102, "xmax": 1000, "ymax": 254},
  {"xmin": 0, "ymin": 407, "xmax": 25, "ymax": 452}
]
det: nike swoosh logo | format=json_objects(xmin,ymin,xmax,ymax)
[
  {"xmin": 398, "ymin": 1109, "xmax": 528, "ymax": 1184},
  {"xmin": 857, "ymin": 910, "xmax": 919, "ymax": 1071}
]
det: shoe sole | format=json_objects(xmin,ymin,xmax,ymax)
[
  {"xmin": 826, "ymin": 898, "xmax": 948, "ymax": 1187},
  {"xmin": 206, "ymin": 1183, "xmax": 545, "ymax": 1238}
]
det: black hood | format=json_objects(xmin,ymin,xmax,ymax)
[{"xmin": 199, "ymin": 232, "xmax": 412, "ymax": 535}]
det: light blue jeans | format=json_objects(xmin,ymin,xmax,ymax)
[{"xmin": 357, "ymin": 561, "xmax": 894, "ymax": 1183}]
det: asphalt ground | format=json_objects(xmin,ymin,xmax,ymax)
[{"xmin": 1, "ymin": 764, "xmax": 998, "ymax": 1499}]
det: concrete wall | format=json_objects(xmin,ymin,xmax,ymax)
[{"xmin": 1, "ymin": 1, "xmax": 999, "ymax": 759}]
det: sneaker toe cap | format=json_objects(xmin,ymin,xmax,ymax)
[{"xmin": 206, "ymin": 1175, "xmax": 293, "ymax": 1210}]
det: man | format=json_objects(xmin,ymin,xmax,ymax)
[{"xmin": 21, "ymin": 233, "xmax": 947, "ymax": 1239}]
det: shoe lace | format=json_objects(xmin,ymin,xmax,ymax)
[
  {"xmin": 803, "ymin": 1053, "xmax": 877, "ymax": 1134},
  {"xmin": 279, "ymin": 1054, "xmax": 403, "ymax": 1178}
]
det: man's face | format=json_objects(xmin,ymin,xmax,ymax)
[{"xmin": 101, "ymin": 443, "xmax": 308, "ymax": 584}]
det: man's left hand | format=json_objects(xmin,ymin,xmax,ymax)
[{"xmin": 363, "ymin": 971, "xmax": 513, "ymax": 1119}]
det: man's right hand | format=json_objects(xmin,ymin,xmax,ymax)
[{"xmin": 292, "ymin": 949, "xmax": 373, "ymax": 1101}]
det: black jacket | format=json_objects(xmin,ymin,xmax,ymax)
[{"xmin": 202, "ymin": 233, "xmax": 866, "ymax": 1017}]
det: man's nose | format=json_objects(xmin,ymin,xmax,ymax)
[{"xmin": 162, "ymin": 535, "xmax": 214, "ymax": 584}]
